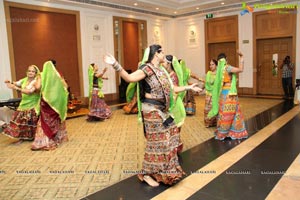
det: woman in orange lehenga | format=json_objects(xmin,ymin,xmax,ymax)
[
  {"xmin": 31, "ymin": 61, "xmax": 69, "ymax": 150},
  {"xmin": 2, "ymin": 65, "xmax": 41, "ymax": 144},
  {"xmin": 122, "ymin": 63, "xmax": 142, "ymax": 114},
  {"xmin": 104, "ymin": 45, "xmax": 201, "ymax": 187},
  {"xmin": 208, "ymin": 52, "xmax": 248, "ymax": 140}
]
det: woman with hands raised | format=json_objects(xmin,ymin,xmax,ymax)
[{"xmin": 104, "ymin": 44, "xmax": 202, "ymax": 187}]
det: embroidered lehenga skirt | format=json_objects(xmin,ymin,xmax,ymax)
[
  {"xmin": 204, "ymin": 94, "xmax": 217, "ymax": 127},
  {"xmin": 88, "ymin": 88, "xmax": 112, "ymax": 120},
  {"xmin": 31, "ymin": 99, "xmax": 68, "ymax": 150},
  {"xmin": 139, "ymin": 103, "xmax": 185, "ymax": 185},
  {"xmin": 215, "ymin": 89, "xmax": 248, "ymax": 140},
  {"xmin": 184, "ymin": 90, "xmax": 196, "ymax": 115},
  {"xmin": 2, "ymin": 108, "xmax": 38, "ymax": 140}
]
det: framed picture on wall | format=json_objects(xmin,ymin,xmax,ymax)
[{"xmin": 187, "ymin": 26, "xmax": 198, "ymax": 48}]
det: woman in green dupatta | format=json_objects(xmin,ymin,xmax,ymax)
[
  {"xmin": 122, "ymin": 82, "xmax": 139, "ymax": 114},
  {"xmin": 87, "ymin": 63, "xmax": 112, "ymax": 121},
  {"xmin": 179, "ymin": 59, "xmax": 204, "ymax": 115},
  {"xmin": 163, "ymin": 55, "xmax": 186, "ymax": 154},
  {"xmin": 31, "ymin": 61, "xmax": 69, "ymax": 151},
  {"xmin": 204, "ymin": 59, "xmax": 218, "ymax": 128},
  {"xmin": 104, "ymin": 44, "xmax": 202, "ymax": 187},
  {"xmin": 122, "ymin": 62, "xmax": 143, "ymax": 114},
  {"xmin": 208, "ymin": 51, "xmax": 248, "ymax": 140},
  {"xmin": 2, "ymin": 65, "xmax": 41, "ymax": 143}
]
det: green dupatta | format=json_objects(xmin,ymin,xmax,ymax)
[
  {"xmin": 18, "ymin": 66, "xmax": 41, "ymax": 114},
  {"xmin": 88, "ymin": 65, "xmax": 104, "ymax": 108},
  {"xmin": 179, "ymin": 59, "xmax": 191, "ymax": 100},
  {"xmin": 180, "ymin": 60, "xmax": 191, "ymax": 86},
  {"xmin": 205, "ymin": 71, "xmax": 216, "ymax": 95},
  {"xmin": 169, "ymin": 56, "xmax": 186, "ymax": 127},
  {"xmin": 207, "ymin": 58, "xmax": 237, "ymax": 118},
  {"xmin": 159, "ymin": 65, "xmax": 175, "ymax": 112},
  {"xmin": 41, "ymin": 61, "xmax": 69, "ymax": 121},
  {"xmin": 126, "ymin": 82, "xmax": 137, "ymax": 103}
]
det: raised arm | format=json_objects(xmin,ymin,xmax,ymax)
[
  {"xmin": 229, "ymin": 50, "xmax": 244, "ymax": 73},
  {"xmin": 95, "ymin": 67, "xmax": 108, "ymax": 78},
  {"xmin": 104, "ymin": 53, "xmax": 145, "ymax": 82}
]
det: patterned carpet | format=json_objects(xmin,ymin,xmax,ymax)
[{"xmin": 0, "ymin": 96, "xmax": 283, "ymax": 200}]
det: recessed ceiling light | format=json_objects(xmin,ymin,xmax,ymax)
[
  {"xmin": 155, "ymin": 7, "xmax": 159, "ymax": 10},
  {"xmin": 221, "ymin": 2, "xmax": 224, "ymax": 5},
  {"xmin": 196, "ymin": 7, "xmax": 199, "ymax": 10},
  {"xmin": 134, "ymin": 3, "xmax": 138, "ymax": 6},
  {"xmin": 174, "ymin": 11, "xmax": 177, "ymax": 14}
]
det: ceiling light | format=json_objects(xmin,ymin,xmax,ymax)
[
  {"xmin": 155, "ymin": 7, "xmax": 159, "ymax": 10},
  {"xmin": 174, "ymin": 11, "xmax": 177, "ymax": 14},
  {"xmin": 221, "ymin": 2, "xmax": 224, "ymax": 5},
  {"xmin": 134, "ymin": 3, "xmax": 138, "ymax": 6},
  {"xmin": 196, "ymin": 7, "xmax": 199, "ymax": 10}
]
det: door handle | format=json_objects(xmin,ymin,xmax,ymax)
[{"xmin": 258, "ymin": 64, "xmax": 262, "ymax": 73}]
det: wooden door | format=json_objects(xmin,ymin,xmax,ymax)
[
  {"xmin": 257, "ymin": 37, "xmax": 292, "ymax": 95},
  {"xmin": 8, "ymin": 5, "xmax": 82, "ymax": 97},
  {"xmin": 122, "ymin": 21, "xmax": 139, "ymax": 72},
  {"xmin": 208, "ymin": 42, "xmax": 236, "ymax": 71},
  {"xmin": 113, "ymin": 17, "xmax": 147, "ymax": 101}
]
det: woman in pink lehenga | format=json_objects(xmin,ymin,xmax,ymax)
[
  {"xmin": 31, "ymin": 61, "xmax": 69, "ymax": 151},
  {"xmin": 87, "ymin": 63, "xmax": 112, "ymax": 121}
]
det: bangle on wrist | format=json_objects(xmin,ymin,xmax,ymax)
[
  {"xmin": 113, "ymin": 62, "xmax": 123, "ymax": 72},
  {"xmin": 113, "ymin": 61, "xmax": 118, "ymax": 67}
]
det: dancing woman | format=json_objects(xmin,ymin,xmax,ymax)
[
  {"xmin": 87, "ymin": 63, "xmax": 112, "ymax": 121},
  {"xmin": 104, "ymin": 44, "xmax": 202, "ymax": 187},
  {"xmin": 208, "ymin": 51, "xmax": 248, "ymax": 140},
  {"xmin": 163, "ymin": 55, "xmax": 186, "ymax": 153},
  {"xmin": 204, "ymin": 59, "xmax": 217, "ymax": 127},
  {"xmin": 31, "ymin": 61, "xmax": 69, "ymax": 150},
  {"xmin": 2, "ymin": 65, "xmax": 41, "ymax": 143}
]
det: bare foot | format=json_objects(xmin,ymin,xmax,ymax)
[
  {"xmin": 12, "ymin": 139, "xmax": 24, "ymax": 145},
  {"xmin": 143, "ymin": 175, "xmax": 159, "ymax": 187},
  {"xmin": 137, "ymin": 174, "xmax": 144, "ymax": 182}
]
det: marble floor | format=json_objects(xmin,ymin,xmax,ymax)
[
  {"xmin": 0, "ymin": 96, "xmax": 297, "ymax": 200},
  {"xmin": 83, "ymin": 99, "xmax": 300, "ymax": 200}
]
